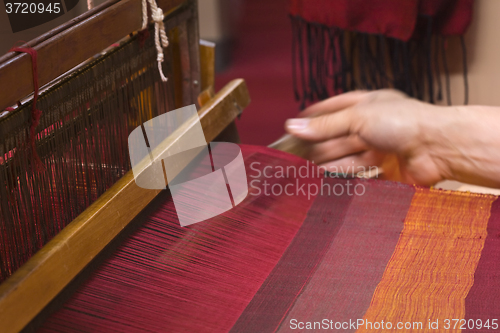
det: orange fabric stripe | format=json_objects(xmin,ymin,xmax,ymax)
[{"xmin": 357, "ymin": 188, "xmax": 495, "ymax": 332}]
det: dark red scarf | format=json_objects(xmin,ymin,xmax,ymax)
[{"xmin": 289, "ymin": 0, "xmax": 474, "ymax": 108}]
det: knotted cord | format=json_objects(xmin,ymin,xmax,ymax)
[{"xmin": 142, "ymin": 0, "xmax": 169, "ymax": 82}]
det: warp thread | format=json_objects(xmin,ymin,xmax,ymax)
[
  {"xmin": 6, "ymin": 46, "xmax": 45, "ymax": 172},
  {"xmin": 0, "ymin": 33, "xmax": 172, "ymax": 282},
  {"xmin": 142, "ymin": 0, "xmax": 169, "ymax": 82},
  {"xmin": 39, "ymin": 147, "xmax": 320, "ymax": 332}
]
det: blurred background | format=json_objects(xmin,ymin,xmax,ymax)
[
  {"xmin": 200, "ymin": 0, "xmax": 500, "ymax": 148},
  {"xmin": 0, "ymin": 0, "xmax": 294, "ymax": 145},
  {"xmin": 3, "ymin": 0, "xmax": 500, "ymax": 149},
  {"xmin": 201, "ymin": 0, "xmax": 296, "ymax": 146}
]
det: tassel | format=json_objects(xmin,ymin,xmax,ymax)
[
  {"xmin": 289, "ymin": 16, "xmax": 469, "ymax": 109},
  {"xmin": 460, "ymin": 36, "xmax": 469, "ymax": 105},
  {"xmin": 441, "ymin": 37, "xmax": 452, "ymax": 106}
]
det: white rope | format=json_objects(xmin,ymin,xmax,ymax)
[
  {"xmin": 142, "ymin": 0, "xmax": 169, "ymax": 82},
  {"xmin": 141, "ymin": 0, "xmax": 148, "ymax": 30}
]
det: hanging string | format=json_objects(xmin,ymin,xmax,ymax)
[
  {"xmin": 142, "ymin": 0, "xmax": 169, "ymax": 82},
  {"xmin": 441, "ymin": 37, "xmax": 452, "ymax": 106},
  {"xmin": 7, "ymin": 46, "xmax": 45, "ymax": 172},
  {"xmin": 425, "ymin": 16, "xmax": 434, "ymax": 104}
]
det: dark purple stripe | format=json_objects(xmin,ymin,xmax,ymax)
[
  {"xmin": 464, "ymin": 198, "xmax": 500, "ymax": 332},
  {"xmin": 277, "ymin": 180, "xmax": 415, "ymax": 333},
  {"xmin": 230, "ymin": 178, "xmax": 356, "ymax": 333}
]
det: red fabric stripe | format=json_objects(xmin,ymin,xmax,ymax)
[
  {"xmin": 277, "ymin": 180, "xmax": 415, "ymax": 332},
  {"xmin": 464, "ymin": 198, "xmax": 500, "ymax": 331}
]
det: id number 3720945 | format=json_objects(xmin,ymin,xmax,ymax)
[{"xmin": 5, "ymin": 2, "xmax": 61, "ymax": 14}]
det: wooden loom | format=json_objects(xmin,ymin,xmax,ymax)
[
  {"xmin": 0, "ymin": 0, "xmax": 250, "ymax": 331},
  {"xmin": 2, "ymin": 2, "xmax": 500, "ymax": 330}
]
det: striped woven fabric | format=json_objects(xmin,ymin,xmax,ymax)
[{"xmin": 40, "ymin": 145, "xmax": 500, "ymax": 332}]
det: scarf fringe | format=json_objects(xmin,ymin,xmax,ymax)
[{"xmin": 291, "ymin": 15, "xmax": 469, "ymax": 109}]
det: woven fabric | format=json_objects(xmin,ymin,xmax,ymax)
[
  {"xmin": 359, "ymin": 189, "xmax": 495, "ymax": 332},
  {"xmin": 41, "ymin": 145, "xmax": 500, "ymax": 332},
  {"xmin": 277, "ymin": 181, "xmax": 416, "ymax": 333}
]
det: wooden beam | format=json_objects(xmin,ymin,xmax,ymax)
[
  {"xmin": 268, "ymin": 134, "xmax": 310, "ymax": 158},
  {"xmin": 0, "ymin": 79, "xmax": 250, "ymax": 333},
  {"xmin": 198, "ymin": 40, "xmax": 216, "ymax": 107},
  {"xmin": 0, "ymin": 0, "xmax": 188, "ymax": 111},
  {"xmin": 0, "ymin": 0, "xmax": 120, "ymax": 64},
  {"xmin": 199, "ymin": 39, "xmax": 215, "ymax": 91}
]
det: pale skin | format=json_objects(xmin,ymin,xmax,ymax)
[{"xmin": 285, "ymin": 89, "xmax": 500, "ymax": 188}]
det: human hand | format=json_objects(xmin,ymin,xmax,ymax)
[{"xmin": 284, "ymin": 90, "xmax": 450, "ymax": 186}]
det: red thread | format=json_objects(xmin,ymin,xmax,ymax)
[
  {"xmin": 4, "ymin": 101, "xmax": 21, "ymax": 112},
  {"xmin": 137, "ymin": 29, "xmax": 150, "ymax": 48},
  {"xmin": 8, "ymin": 46, "xmax": 45, "ymax": 172}
]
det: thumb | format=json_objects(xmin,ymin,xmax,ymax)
[{"xmin": 285, "ymin": 109, "xmax": 353, "ymax": 142}]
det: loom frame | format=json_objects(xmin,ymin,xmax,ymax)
[
  {"xmin": 0, "ymin": 1, "xmax": 249, "ymax": 331},
  {"xmin": 0, "ymin": 0, "xmax": 198, "ymax": 111}
]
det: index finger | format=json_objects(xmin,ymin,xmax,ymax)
[{"xmin": 300, "ymin": 90, "xmax": 369, "ymax": 118}]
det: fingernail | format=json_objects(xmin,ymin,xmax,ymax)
[{"xmin": 286, "ymin": 118, "xmax": 310, "ymax": 132}]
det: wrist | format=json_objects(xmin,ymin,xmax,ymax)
[
  {"xmin": 410, "ymin": 104, "xmax": 456, "ymax": 183},
  {"xmin": 422, "ymin": 105, "xmax": 500, "ymax": 187}
]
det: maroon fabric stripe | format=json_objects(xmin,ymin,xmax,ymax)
[
  {"xmin": 230, "ymin": 177, "xmax": 356, "ymax": 333},
  {"xmin": 464, "ymin": 198, "xmax": 500, "ymax": 332},
  {"xmin": 277, "ymin": 180, "xmax": 415, "ymax": 333}
]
